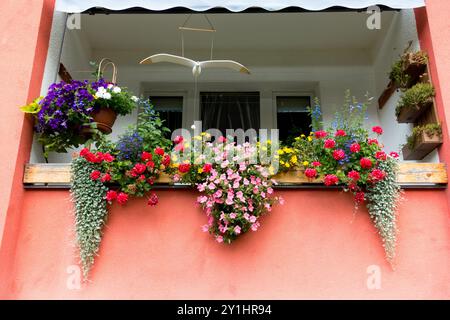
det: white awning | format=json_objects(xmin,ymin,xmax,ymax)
[{"xmin": 56, "ymin": 0, "xmax": 425, "ymax": 13}]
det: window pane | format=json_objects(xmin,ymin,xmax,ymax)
[
  {"xmin": 149, "ymin": 96, "xmax": 183, "ymax": 134},
  {"xmin": 276, "ymin": 96, "xmax": 311, "ymax": 143},
  {"xmin": 200, "ymin": 92, "xmax": 260, "ymax": 135}
]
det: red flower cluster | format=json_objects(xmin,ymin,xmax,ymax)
[
  {"xmin": 350, "ymin": 143, "xmax": 361, "ymax": 153},
  {"xmin": 332, "ymin": 149, "xmax": 345, "ymax": 161},
  {"xmin": 324, "ymin": 174, "xmax": 339, "ymax": 186},
  {"xmin": 375, "ymin": 151, "xmax": 387, "ymax": 160},
  {"xmin": 178, "ymin": 163, "xmax": 191, "ymax": 173},
  {"xmin": 370, "ymin": 169, "xmax": 386, "ymax": 182},
  {"xmin": 80, "ymin": 148, "xmax": 115, "ymax": 164},
  {"xmin": 305, "ymin": 168, "xmax": 317, "ymax": 179},
  {"xmin": 324, "ymin": 139, "xmax": 336, "ymax": 149},
  {"xmin": 335, "ymin": 129, "xmax": 346, "ymax": 137},
  {"xmin": 372, "ymin": 126, "xmax": 383, "ymax": 135},
  {"xmin": 360, "ymin": 157, "xmax": 372, "ymax": 169},
  {"xmin": 203, "ymin": 163, "xmax": 212, "ymax": 173},
  {"xmin": 347, "ymin": 170, "xmax": 360, "ymax": 181},
  {"xmin": 314, "ymin": 130, "xmax": 327, "ymax": 139}
]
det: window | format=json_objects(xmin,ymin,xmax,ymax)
[
  {"xmin": 149, "ymin": 96, "xmax": 183, "ymax": 134},
  {"xmin": 276, "ymin": 96, "xmax": 312, "ymax": 142},
  {"xmin": 200, "ymin": 92, "xmax": 260, "ymax": 134}
]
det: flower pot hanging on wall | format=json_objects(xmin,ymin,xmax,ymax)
[{"xmin": 402, "ymin": 130, "xmax": 442, "ymax": 160}]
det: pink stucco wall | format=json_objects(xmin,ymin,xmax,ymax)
[{"xmin": 5, "ymin": 189, "xmax": 450, "ymax": 299}]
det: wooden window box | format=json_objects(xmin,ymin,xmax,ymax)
[{"xmin": 402, "ymin": 132, "xmax": 443, "ymax": 160}]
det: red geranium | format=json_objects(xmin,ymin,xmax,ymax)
[
  {"xmin": 389, "ymin": 151, "xmax": 399, "ymax": 159},
  {"xmin": 105, "ymin": 190, "xmax": 117, "ymax": 202},
  {"xmin": 117, "ymin": 192, "xmax": 129, "ymax": 205},
  {"xmin": 375, "ymin": 151, "xmax": 387, "ymax": 160},
  {"xmin": 367, "ymin": 138, "xmax": 379, "ymax": 145},
  {"xmin": 146, "ymin": 160, "xmax": 155, "ymax": 169},
  {"xmin": 305, "ymin": 168, "xmax": 317, "ymax": 179},
  {"xmin": 324, "ymin": 174, "xmax": 339, "ymax": 186},
  {"xmin": 314, "ymin": 130, "xmax": 327, "ymax": 139},
  {"xmin": 141, "ymin": 151, "xmax": 153, "ymax": 162},
  {"xmin": 218, "ymin": 136, "xmax": 227, "ymax": 143},
  {"xmin": 370, "ymin": 169, "xmax": 386, "ymax": 181},
  {"xmin": 203, "ymin": 163, "xmax": 213, "ymax": 173},
  {"xmin": 312, "ymin": 161, "xmax": 321, "ymax": 167},
  {"xmin": 101, "ymin": 173, "xmax": 111, "ymax": 183},
  {"xmin": 354, "ymin": 192, "xmax": 365, "ymax": 203},
  {"xmin": 350, "ymin": 143, "xmax": 361, "ymax": 153},
  {"xmin": 102, "ymin": 153, "xmax": 114, "ymax": 162},
  {"xmin": 80, "ymin": 148, "xmax": 90, "ymax": 157},
  {"xmin": 324, "ymin": 139, "xmax": 336, "ymax": 149},
  {"xmin": 90, "ymin": 170, "xmax": 101, "ymax": 180},
  {"xmin": 347, "ymin": 170, "xmax": 360, "ymax": 181},
  {"xmin": 162, "ymin": 154, "xmax": 171, "ymax": 167},
  {"xmin": 372, "ymin": 126, "xmax": 383, "ymax": 135},
  {"xmin": 132, "ymin": 163, "xmax": 146, "ymax": 175},
  {"xmin": 332, "ymin": 149, "xmax": 346, "ymax": 160},
  {"xmin": 155, "ymin": 147, "xmax": 165, "ymax": 156},
  {"xmin": 178, "ymin": 163, "xmax": 191, "ymax": 173},
  {"xmin": 147, "ymin": 193, "xmax": 159, "ymax": 206},
  {"xmin": 360, "ymin": 157, "xmax": 373, "ymax": 169},
  {"xmin": 335, "ymin": 129, "xmax": 346, "ymax": 137}
]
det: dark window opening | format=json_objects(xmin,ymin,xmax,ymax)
[
  {"xmin": 277, "ymin": 96, "xmax": 312, "ymax": 143},
  {"xmin": 149, "ymin": 96, "xmax": 183, "ymax": 134},
  {"xmin": 200, "ymin": 92, "xmax": 260, "ymax": 138}
]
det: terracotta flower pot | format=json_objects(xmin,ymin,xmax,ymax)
[{"xmin": 90, "ymin": 107, "xmax": 117, "ymax": 134}]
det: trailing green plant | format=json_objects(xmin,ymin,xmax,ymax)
[
  {"xmin": 395, "ymin": 82, "xmax": 435, "ymax": 117},
  {"xmin": 389, "ymin": 59, "xmax": 410, "ymax": 89},
  {"xmin": 71, "ymin": 156, "xmax": 109, "ymax": 279},
  {"xmin": 406, "ymin": 123, "xmax": 442, "ymax": 149},
  {"xmin": 366, "ymin": 157, "xmax": 401, "ymax": 264}
]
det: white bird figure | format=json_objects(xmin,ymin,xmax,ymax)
[{"xmin": 139, "ymin": 53, "xmax": 250, "ymax": 77}]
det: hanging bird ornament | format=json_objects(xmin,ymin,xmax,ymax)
[
  {"xmin": 139, "ymin": 14, "xmax": 250, "ymax": 78},
  {"xmin": 139, "ymin": 53, "xmax": 250, "ymax": 78}
]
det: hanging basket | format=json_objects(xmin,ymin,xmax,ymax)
[{"xmin": 86, "ymin": 58, "xmax": 119, "ymax": 135}]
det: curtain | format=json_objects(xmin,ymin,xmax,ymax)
[{"xmin": 200, "ymin": 92, "xmax": 260, "ymax": 134}]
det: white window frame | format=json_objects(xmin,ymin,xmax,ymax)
[{"xmin": 272, "ymin": 91, "xmax": 314, "ymax": 131}]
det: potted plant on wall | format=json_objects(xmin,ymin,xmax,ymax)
[
  {"xmin": 395, "ymin": 83, "xmax": 435, "ymax": 123},
  {"xmin": 389, "ymin": 49, "xmax": 428, "ymax": 90},
  {"xmin": 402, "ymin": 123, "xmax": 442, "ymax": 160}
]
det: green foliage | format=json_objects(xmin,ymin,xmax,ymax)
[
  {"xmin": 389, "ymin": 59, "xmax": 410, "ymax": 89},
  {"xmin": 366, "ymin": 157, "xmax": 401, "ymax": 264},
  {"xmin": 395, "ymin": 83, "xmax": 435, "ymax": 117},
  {"xmin": 406, "ymin": 123, "xmax": 442, "ymax": 149},
  {"xmin": 135, "ymin": 99, "xmax": 172, "ymax": 151},
  {"xmin": 71, "ymin": 157, "xmax": 109, "ymax": 279},
  {"xmin": 20, "ymin": 97, "xmax": 43, "ymax": 114}
]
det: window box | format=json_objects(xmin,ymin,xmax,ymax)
[{"xmin": 402, "ymin": 131, "xmax": 443, "ymax": 160}]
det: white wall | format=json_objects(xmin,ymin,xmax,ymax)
[{"xmin": 35, "ymin": 10, "xmax": 430, "ymax": 163}]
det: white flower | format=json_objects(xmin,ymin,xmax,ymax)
[
  {"xmin": 95, "ymin": 92, "xmax": 103, "ymax": 99},
  {"xmin": 112, "ymin": 86, "xmax": 121, "ymax": 93},
  {"xmin": 107, "ymin": 84, "xmax": 114, "ymax": 89},
  {"xmin": 97, "ymin": 86, "xmax": 106, "ymax": 94},
  {"xmin": 131, "ymin": 96, "xmax": 139, "ymax": 102},
  {"xmin": 191, "ymin": 124, "xmax": 196, "ymax": 130},
  {"xmin": 103, "ymin": 92, "xmax": 111, "ymax": 100}
]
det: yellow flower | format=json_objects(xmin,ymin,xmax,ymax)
[
  {"xmin": 269, "ymin": 166, "xmax": 275, "ymax": 175},
  {"xmin": 294, "ymin": 137, "xmax": 300, "ymax": 141},
  {"xmin": 184, "ymin": 143, "xmax": 190, "ymax": 148},
  {"xmin": 285, "ymin": 163, "xmax": 291, "ymax": 168},
  {"xmin": 266, "ymin": 140, "xmax": 272, "ymax": 144},
  {"xmin": 194, "ymin": 135, "xmax": 202, "ymax": 141},
  {"xmin": 290, "ymin": 155, "xmax": 298, "ymax": 164},
  {"xmin": 307, "ymin": 136, "xmax": 313, "ymax": 142},
  {"xmin": 198, "ymin": 168, "xmax": 203, "ymax": 174},
  {"xmin": 200, "ymin": 132, "xmax": 206, "ymax": 136},
  {"xmin": 301, "ymin": 134, "xmax": 306, "ymax": 138},
  {"xmin": 278, "ymin": 149, "xmax": 284, "ymax": 155},
  {"xmin": 303, "ymin": 161, "xmax": 309, "ymax": 166},
  {"xmin": 280, "ymin": 160, "xmax": 285, "ymax": 165},
  {"xmin": 172, "ymin": 155, "xmax": 178, "ymax": 162}
]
